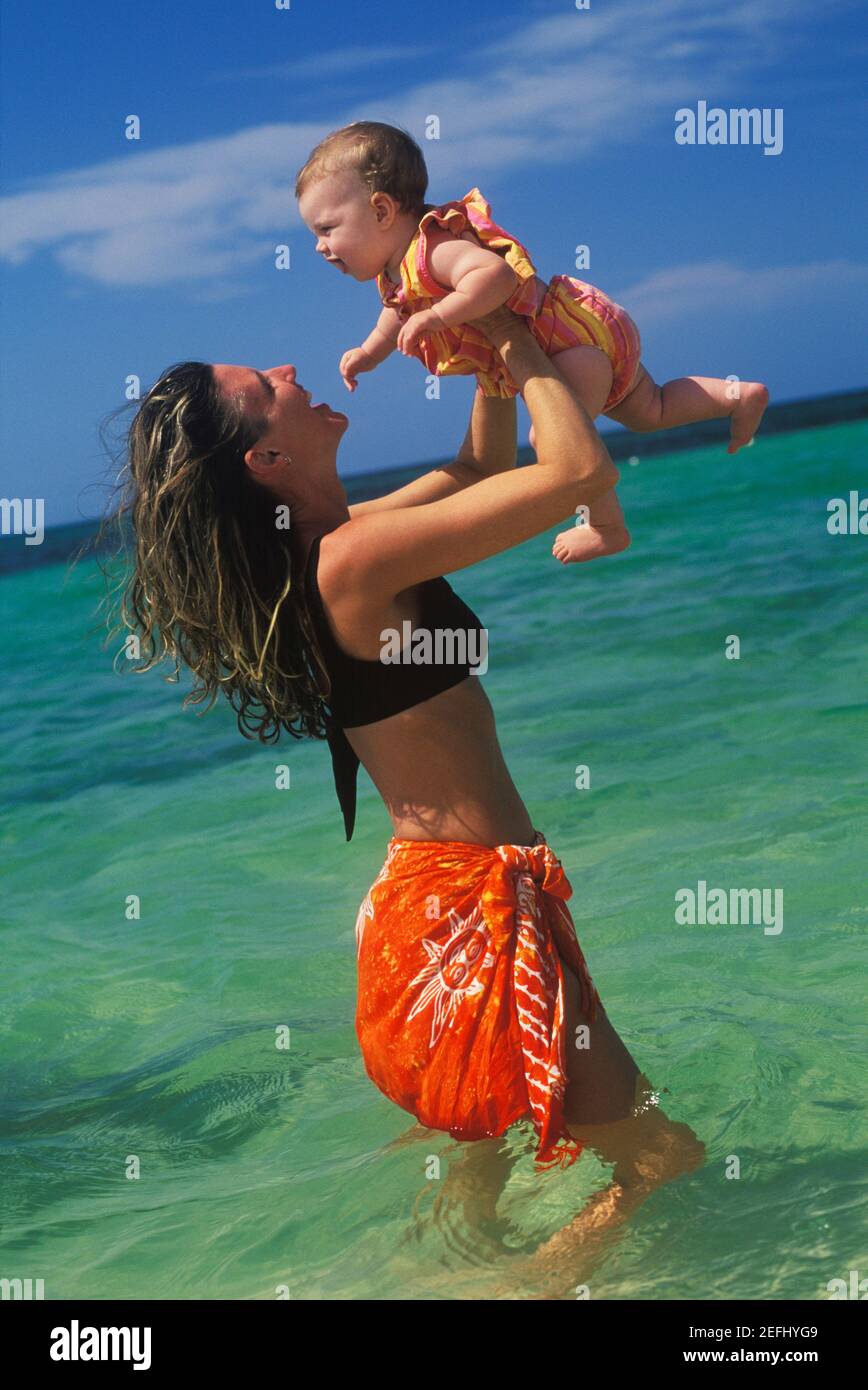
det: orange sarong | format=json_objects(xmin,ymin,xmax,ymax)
[{"xmin": 354, "ymin": 830, "xmax": 602, "ymax": 1169}]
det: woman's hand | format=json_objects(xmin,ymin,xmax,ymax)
[{"xmin": 466, "ymin": 302, "xmax": 527, "ymax": 351}]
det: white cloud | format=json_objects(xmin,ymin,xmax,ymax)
[
  {"xmin": 0, "ymin": 123, "xmax": 318, "ymax": 283},
  {"xmin": 482, "ymin": 0, "xmax": 802, "ymax": 62},
  {"xmin": 615, "ymin": 257, "xmax": 868, "ymax": 325},
  {"xmin": 208, "ymin": 44, "xmax": 432, "ymax": 82},
  {"xmin": 0, "ymin": 0, "xmax": 824, "ymax": 287},
  {"xmin": 55, "ymin": 220, "xmax": 268, "ymax": 288}
]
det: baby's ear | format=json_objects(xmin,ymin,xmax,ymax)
[{"xmin": 371, "ymin": 190, "xmax": 400, "ymax": 225}]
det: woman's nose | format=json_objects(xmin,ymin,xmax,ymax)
[{"xmin": 268, "ymin": 364, "xmax": 297, "ymax": 382}]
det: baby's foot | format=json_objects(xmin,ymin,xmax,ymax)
[
  {"xmin": 728, "ymin": 382, "xmax": 769, "ymax": 454},
  {"xmin": 552, "ymin": 523, "xmax": 631, "ymax": 565}
]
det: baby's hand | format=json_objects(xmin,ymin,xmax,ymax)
[
  {"xmin": 397, "ymin": 309, "xmax": 444, "ymax": 358},
  {"xmin": 339, "ymin": 347, "xmax": 378, "ymax": 392}
]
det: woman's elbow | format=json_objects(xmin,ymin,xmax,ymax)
[
  {"xmin": 568, "ymin": 452, "xmax": 620, "ymax": 502},
  {"xmin": 586, "ymin": 456, "xmax": 620, "ymax": 499}
]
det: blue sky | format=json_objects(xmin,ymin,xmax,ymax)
[{"xmin": 2, "ymin": 0, "xmax": 866, "ymax": 528}]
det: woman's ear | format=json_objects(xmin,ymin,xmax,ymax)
[{"xmin": 244, "ymin": 447, "xmax": 288, "ymax": 484}]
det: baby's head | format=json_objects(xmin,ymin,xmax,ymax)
[{"xmin": 295, "ymin": 121, "xmax": 429, "ymax": 282}]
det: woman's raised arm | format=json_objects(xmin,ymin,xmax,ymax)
[
  {"xmin": 337, "ymin": 309, "xmax": 618, "ymax": 594},
  {"xmin": 347, "ymin": 391, "xmax": 517, "ymax": 518}
]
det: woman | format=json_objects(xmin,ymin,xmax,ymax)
[{"xmin": 113, "ymin": 304, "xmax": 704, "ymax": 1288}]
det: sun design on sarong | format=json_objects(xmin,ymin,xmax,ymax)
[{"xmin": 406, "ymin": 902, "xmax": 495, "ymax": 1049}]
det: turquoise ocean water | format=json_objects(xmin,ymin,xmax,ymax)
[{"xmin": 1, "ymin": 419, "xmax": 866, "ymax": 1300}]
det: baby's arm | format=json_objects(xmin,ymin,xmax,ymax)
[
  {"xmin": 361, "ymin": 305, "xmax": 402, "ymax": 362},
  {"xmin": 340, "ymin": 306, "xmax": 401, "ymax": 391},
  {"xmin": 396, "ymin": 230, "xmax": 519, "ymax": 356}
]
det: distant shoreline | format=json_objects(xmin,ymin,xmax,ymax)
[
  {"xmin": 587, "ymin": 385, "xmax": 868, "ymax": 461},
  {"xmin": 2, "ymin": 386, "xmax": 866, "ymax": 574},
  {"xmin": 353, "ymin": 386, "xmax": 868, "ymax": 496}
]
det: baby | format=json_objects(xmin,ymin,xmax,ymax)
[{"xmin": 296, "ymin": 121, "xmax": 769, "ymax": 565}]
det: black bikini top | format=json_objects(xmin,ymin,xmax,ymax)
[{"xmin": 303, "ymin": 532, "xmax": 486, "ymax": 840}]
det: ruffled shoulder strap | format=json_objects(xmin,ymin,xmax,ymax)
[
  {"xmin": 415, "ymin": 188, "xmax": 538, "ymax": 298},
  {"xmin": 408, "ymin": 192, "xmax": 471, "ymax": 297},
  {"xmin": 379, "ymin": 189, "xmax": 538, "ymax": 306},
  {"xmin": 375, "ymin": 200, "xmax": 456, "ymax": 306}
]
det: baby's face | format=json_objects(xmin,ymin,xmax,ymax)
[{"xmin": 298, "ymin": 170, "xmax": 391, "ymax": 282}]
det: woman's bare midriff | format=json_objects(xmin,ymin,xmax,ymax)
[
  {"xmin": 313, "ymin": 532, "xmax": 537, "ymax": 848},
  {"xmin": 344, "ymin": 676, "xmax": 537, "ymax": 848}
]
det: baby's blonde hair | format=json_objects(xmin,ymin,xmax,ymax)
[{"xmin": 295, "ymin": 120, "xmax": 429, "ymax": 216}]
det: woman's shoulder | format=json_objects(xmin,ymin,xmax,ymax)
[
  {"xmin": 313, "ymin": 525, "xmax": 414, "ymax": 663},
  {"xmin": 317, "ymin": 522, "xmax": 423, "ymax": 607}
]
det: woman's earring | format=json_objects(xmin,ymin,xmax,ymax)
[{"xmin": 266, "ymin": 450, "xmax": 292, "ymax": 464}]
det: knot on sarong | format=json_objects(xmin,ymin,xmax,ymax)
[
  {"xmin": 475, "ymin": 840, "xmax": 585, "ymax": 1170},
  {"xmin": 497, "ymin": 841, "xmax": 571, "ymax": 895},
  {"xmin": 479, "ymin": 842, "xmax": 572, "ymax": 950}
]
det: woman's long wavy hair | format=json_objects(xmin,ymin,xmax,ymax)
[{"xmin": 85, "ymin": 361, "xmax": 331, "ymax": 744}]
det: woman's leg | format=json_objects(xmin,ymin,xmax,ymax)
[
  {"xmin": 508, "ymin": 960, "xmax": 706, "ymax": 1293},
  {"xmin": 399, "ymin": 1133, "xmax": 522, "ymax": 1262},
  {"xmin": 560, "ymin": 962, "xmax": 643, "ymax": 1126},
  {"xmin": 432, "ymin": 1137, "xmax": 518, "ymax": 1239},
  {"xmin": 487, "ymin": 961, "xmax": 705, "ymax": 1298},
  {"xmin": 560, "ymin": 960, "xmax": 705, "ymax": 1175}
]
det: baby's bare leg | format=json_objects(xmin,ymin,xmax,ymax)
[
  {"xmin": 528, "ymin": 344, "xmax": 632, "ymax": 566},
  {"xmin": 551, "ymin": 489, "xmax": 630, "ymax": 565},
  {"xmin": 608, "ymin": 362, "xmax": 769, "ymax": 454}
]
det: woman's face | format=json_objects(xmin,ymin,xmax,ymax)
[{"xmin": 212, "ymin": 362, "xmax": 348, "ymax": 463}]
